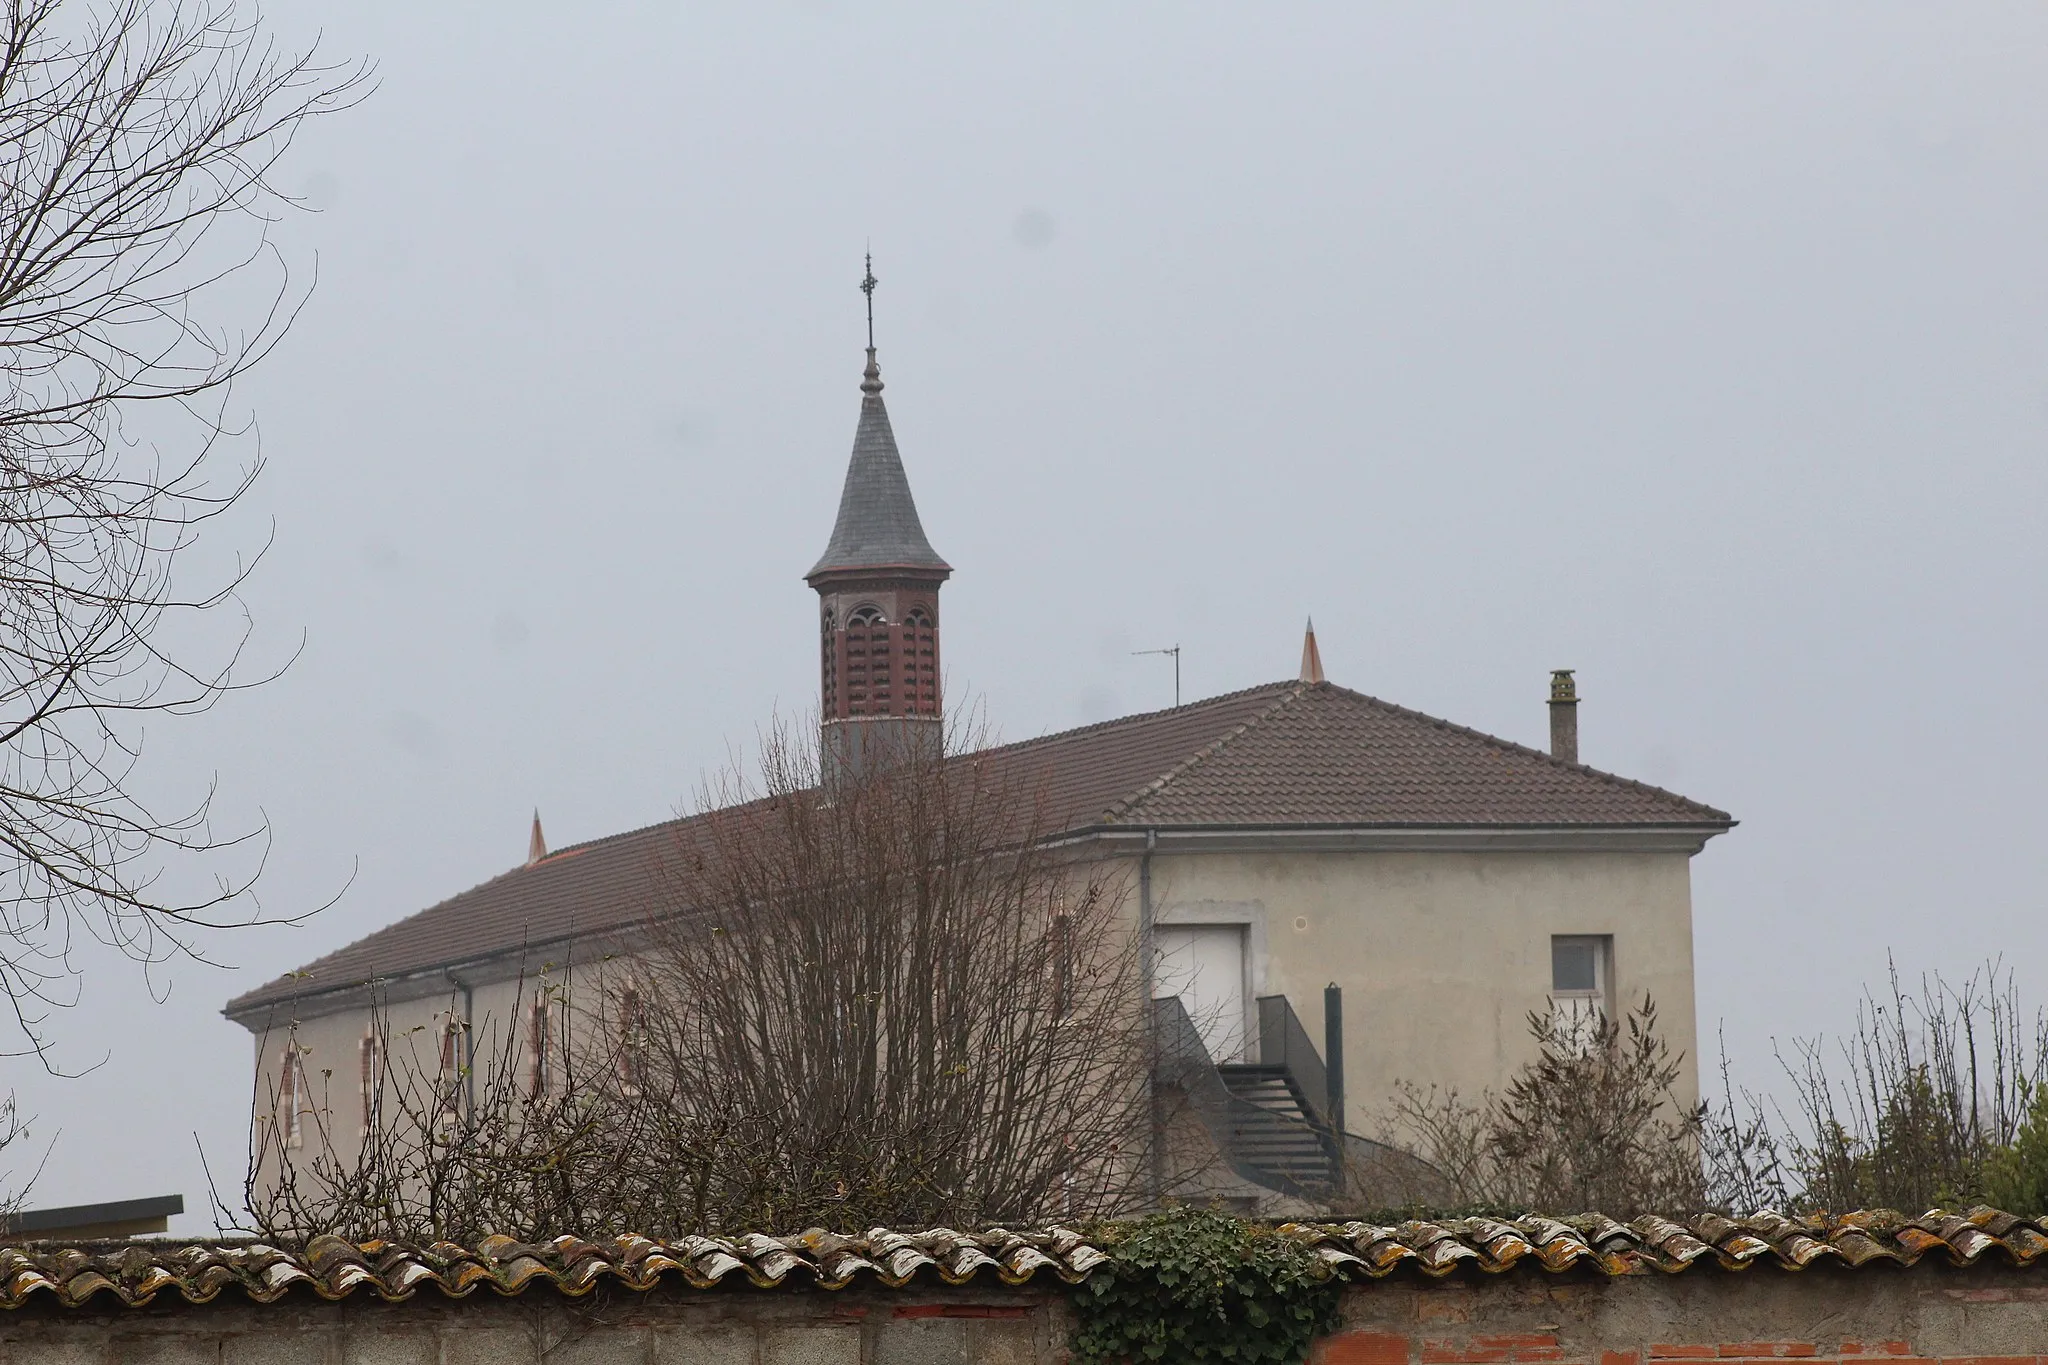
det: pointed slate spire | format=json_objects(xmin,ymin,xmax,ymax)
[
  {"xmin": 1299, "ymin": 618, "xmax": 1325, "ymax": 684},
  {"xmin": 807, "ymin": 258, "xmax": 949, "ymax": 582},
  {"xmin": 527, "ymin": 810, "xmax": 547, "ymax": 866}
]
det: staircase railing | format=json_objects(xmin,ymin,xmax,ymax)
[
  {"xmin": 1254, "ymin": 994, "xmax": 1331, "ymax": 1129},
  {"xmin": 1156, "ymin": 993, "xmax": 1452, "ymax": 1206},
  {"xmin": 1153, "ymin": 996, "xmax": 1331, "ymax": 1202}
]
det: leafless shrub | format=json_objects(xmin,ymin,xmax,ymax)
[
  {"xmin": 1698, "ymin": 1031, "xmax": 1794, "ymax": 1214},
  {"xmin": 1385, "ymin": 963, "xmax": 2048, "ymax": 1219},
  {"xmin": 242, "ymin": 972, "xmax": 691, "ymax": 1245},
  {"xmin": 1774, "ymin": 959, "xmax": 2048, "ymax": 1212},
  {"xmin": 1390, "ymin": 996, "xmax": 1711, "ymax": 1218},
  {"xmin": 0, "ymin": 0, "xmax": 367, "ymax": 1058},
  {"xmin": 244, "ymin": 716, "xmax": 1155, "ymax": 1241}
]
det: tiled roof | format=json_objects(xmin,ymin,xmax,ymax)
[
  {"xmin": 1080, "ymin": 682, "xmax": 1730, "ymax": 829},
  {"xmin": 1, "ymin": 1211, "xmax": 2040, "ymax": 1309},
  {"xmin": 226, "ymin": 681, "xmax": 1731, "ymax": 1018}
]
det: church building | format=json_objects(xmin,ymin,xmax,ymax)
[{"xmin": 228, "ymin": 304, "xmax": 1734, "ymax": 1206}]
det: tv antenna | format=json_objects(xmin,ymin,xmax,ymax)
[{"xmin": 1133, "ymin": 645, "xmax": 1181, "ymax": 709}]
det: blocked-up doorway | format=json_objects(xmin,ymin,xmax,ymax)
[{"xmin": 1153, "ymin": 925, "xmax": 1248, "ymax": 1063}]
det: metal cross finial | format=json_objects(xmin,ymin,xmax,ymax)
[{"xmin": 860, "ymin": 251, "xmax": 878, "ymax": 350}]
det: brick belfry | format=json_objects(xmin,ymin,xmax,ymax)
[{"xmin": 806, "ymin": 257, "xmax": 951, "ymax": 782}]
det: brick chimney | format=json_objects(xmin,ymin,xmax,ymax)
[{"xmin": 1548, "ymin": 670, "xmax": 1579, "ymax": 764}]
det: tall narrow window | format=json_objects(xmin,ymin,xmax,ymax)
[
  {"xmin": 528, "ymin": 994, "xmax": 553, "ymax": 1099},
  {"xmin": 820, "ymin": 609, "xmax": 839, "ymax": 714},
  {"xmin": 438, "ymin": 1017, "xmax": 462, "ymax": 1125},
  {"xmin": 905, "ymin": 607, "xmax": 937, "ymax": 714},
  {"xmin": 844, "ymin": 606, "xmax": 885, "ymax": 715},
  {"xmin": 616, "ymin": 984, "xmax": 645, "ymax": 1095},
  {"xmin": 359, "ymin": 1032, "xmax": 381, "ymax": 1135},
  {"xmin": 1050, "ymin": 905, "xmax": 1075, "ymax": 1021},
  {"xmin": 279, "ymin": 1045, "xmax": 310, "ymax": 1149}
]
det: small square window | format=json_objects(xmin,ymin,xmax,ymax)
[
  {"xmin": 1549, "ymin": 936, "xmax": 1611, "ymax": 1052},
  {"xmin": 1550, "ymin": 935, "xmax": 1610, "ymax": 999}
]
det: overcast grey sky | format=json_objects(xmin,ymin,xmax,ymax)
[{"xmin": 8, "ymin": 2, "xmax": 2045, "ymax": 1230}]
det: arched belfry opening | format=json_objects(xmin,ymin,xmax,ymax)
[{"xmin": 806, "ymin": 259, "xmax": 950, "ymax": 780}]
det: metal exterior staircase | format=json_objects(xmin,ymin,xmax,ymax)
[
  {"xmin": 1155, "ymin": 994, "xmax": 1342, "ymax": 1200},
  {"xmin": 1214, "ymin": 1063, "xmax": 1336, "ymax": 1190},
  {"xmin": 1156, "ymin": 992, "xmax": 1452, "ymax": 1208}
]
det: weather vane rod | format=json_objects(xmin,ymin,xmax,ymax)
[{"xmin": 861, "ymin": 250, "xmax": 878, "ymax": 351}]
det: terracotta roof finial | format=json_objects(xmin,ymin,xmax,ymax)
[
  {"xmin": 859, "ymin": 251, "xmax": 883, "ymax": 396},
  {"xmin": 1299, "ymin": 617, "xmax": 1325, "ymax": 684},
  {"xmin": 527, "ymin": 810, "xmax": 547, "ymax": 866}
]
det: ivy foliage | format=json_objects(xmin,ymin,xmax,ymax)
[{"xmin": 1070, "ymin": 1208, "xmax": 1345, "ymax": 1364}]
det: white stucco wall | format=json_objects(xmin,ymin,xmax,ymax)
[{"xmin": 1143, "ymin": 846, "xmax": 1702, "ymax": 1123}]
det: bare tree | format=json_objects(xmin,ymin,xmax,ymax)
[
  {"xmin": 640, "ymin": 717, "xmax": 1151, "ymax": 1231},
  {"xmin": 245, "ymin": 718, "xmax": 1155, "ymax": 1242},
  {"xmin": 0, "ymin": 0, "xmax": 365, "ymax": 1057}
]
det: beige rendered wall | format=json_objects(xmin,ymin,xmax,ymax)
[
  {"xmin": 240, "ymin": 844, "xmax": 1701, "ymax": 1198},
  {"xmin": 1145, "ymin": 847, "xmax": 1702, "ymax": 1121}
]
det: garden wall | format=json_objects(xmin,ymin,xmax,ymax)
[{"xmin": 3, "ymin": 1259, "xmax": 2047, "ymax": 1364}]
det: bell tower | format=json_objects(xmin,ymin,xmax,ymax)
[{"xmin": 806, "ymin": 257, "xmax": 950, "ymax": 779}]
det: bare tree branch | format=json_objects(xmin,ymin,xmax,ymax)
[
  {"xmin": 0, "ymin": 0, "xmax": 367, "ymax": 1060},
  {"xmin": 245, "ymin": 717, "xmax": 1155, "ymax": 1241}
]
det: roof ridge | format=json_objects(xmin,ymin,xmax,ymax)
[
  {"xmin": 1313, "ymin": 682, "xmax": 1732, "ymax": 823},
  {"xmin": 500, "ymin": 685, "xmax": 1299, "ymax": 863},
  {"xmin": 1102, "ymin": 683, "xmax": 1310, "ymax": 824},
  {"xmin": 970, "ymin": 679, "xmax": 1301, "ymax": 761}
]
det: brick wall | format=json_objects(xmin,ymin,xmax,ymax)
[
  {"xmin": 1315, "ymin": 1266, "xmax": 2048, "ymax": 1365},
  {"xmin": 3, "ymin": 1263, "xmax": 2046, "ymax": 1363}
]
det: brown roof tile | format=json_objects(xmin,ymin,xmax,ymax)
[
  {"xmin": 227, "ymin": 682, "xmax": 1730, "ymax": 1019},
  {"xmin": 1098, "ymin": 683, "xmax": 1730, "ymax": 828},
  {"xmin": 2, "ymin": 1209, "xmax": 2039, "ymax": 1308}
]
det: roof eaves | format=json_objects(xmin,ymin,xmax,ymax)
[
  {"xmin": 1058, "ymin": 818, "xmax": 1736, "ymax": 836},
  {"xmin": 806, "ymin": 558, "xmax": 954, "ymax": 580},
  {"xmin": 219, "ymin": 803, "xmax": 753, "ymax": 1018},
  {"xmin": 222, "ymin": 934, "xmax": 594, "ymax": 1027}
]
